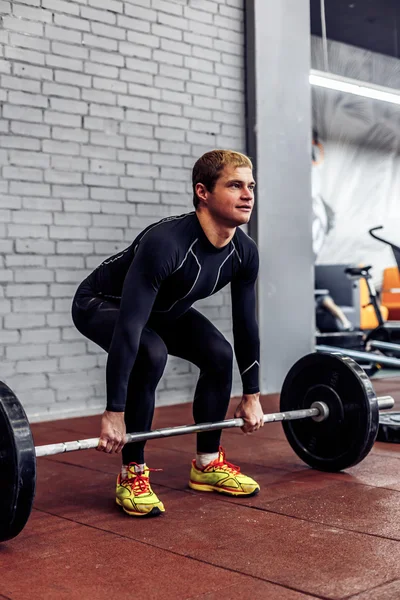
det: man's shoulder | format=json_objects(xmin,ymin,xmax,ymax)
[
  {"xmin": 134, "ymin": 212, "xmax": 197, "ymax": 263},
  {"xmin": 140, "ymin": 212, "xmax": 195, "ymax": 241},
  {"xmin": 133, "ymin": 212, "xmax": 192, "ymax": 249},
  {"xmin": 234, "ymin": 227, "xmax": 258, "ymax": 255}
]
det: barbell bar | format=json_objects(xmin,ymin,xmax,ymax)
[
  {"xmin": 0, "ymin": 352, "xmax": 396, "ymax": 543},
  {"xmin": 35, "ymin": 397, "xmax": 394, "ymax": 457},
  {"xmin": 35, "ymin": 404, "xmax": 327, "ymax": 457}
]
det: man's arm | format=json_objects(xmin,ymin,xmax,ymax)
[
  {"xmin": 230, "ymin": 244, "xmax": 260, "ymax": 395},
  {"xmin": 105, "ymin": 236, "xmax": 176, "ymax": 413},
  {"xmin": 231, "ymin": 243, "xmax": 263, "ymax": 433}
]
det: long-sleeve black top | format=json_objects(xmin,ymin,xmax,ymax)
[{"xmin": 86, "ymin": 212, "xmax": 260, "ymax": 411}]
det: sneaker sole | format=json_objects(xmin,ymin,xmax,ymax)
[
  {"xmin": 116, "ymin": 498, "xmax": 164, "ymax": 517},
  {"xmin": 188, "ymin": 480, "xmax": 260, "ymax": 497}
]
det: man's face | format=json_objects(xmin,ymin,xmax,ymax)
[{"xmin": 196, "ymin": 166, "xmax": 255, "ymax": 227}]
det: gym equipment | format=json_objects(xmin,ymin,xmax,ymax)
[
  {"xmin": 366, "ymin": 228, "xmax": 400, "ymax": 443},
  {"xmin": 281, "ymin": 353, "xmax": 392, "ymax": 471},
  {"xmin": 345, "ymin": 264, "xmax": 400, "ymax": 347},
  {"xmin": 0, "ymin": 382, "xmax": 36, "ymax": 546},
  {"xmin": 315, "ymin": 257, "xmax": 400, "ymax": 363},
  {"xmin": 316, "ymin": 344, "xmax": 400, "ymax": 369},
  {"xmin": 316, "ymin": 344, "xmax": 400, "ymax": 445},
  {"xmin": 346, "ymin": 228, "xmax": 400, "ymax": 347},
  {"xmin": 368, "ymin": 340, "xmax": 400, "ymax": 357},
  {"xmin": 370, "ymin": 226, "xmax": 400, "ymax": 272},
  {"xmin": 316, "ymin": 330, "xmax": 365, "ymax": 350},
  {"xmin": 377, "ymin": 413, "xmax": 400, "ymax": 443},
  {"xmin": 314, "ymin": 265, "xmax": 382, "ymax": 367},
  {"xmin": 0, "ymin": 352, "xmax": 394, "ymax": 542}
]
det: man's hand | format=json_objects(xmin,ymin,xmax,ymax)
[
  {"xmin": 97, "ymin": 410, "xmax": 126, "ymax": 453},
  {"xmin": 234, "ymin": 393, "xmax": 264, "ymax": 433}
]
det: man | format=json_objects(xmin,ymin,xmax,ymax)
[
  {"xmin": 315, "ymin": 292, "xmax": 354, "ymax": 333},
  {"xmin": 311, "ymin": 129, "xmax": 335, "ymax": 260},
  {"xmin": 72, "ymin": 149, "xmax": 264, "ymax": 518}
]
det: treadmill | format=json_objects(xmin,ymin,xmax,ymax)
[{"xmin": 365, "ymin": 227, "xmax": 400, "ymax": 346}]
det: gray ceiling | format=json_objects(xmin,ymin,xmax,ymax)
[{"xmin": 311, "ymin": 0, "xmax": 400, "ymax": 59}]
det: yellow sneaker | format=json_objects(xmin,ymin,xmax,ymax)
[
  {"xmin": 188, "ymin": 447, "xmax": 260, "ymax": 497},
  {"xmin": 116, "ymin": 463, "xmax": 165, "ymax": 517}
]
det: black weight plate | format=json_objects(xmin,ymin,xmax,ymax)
[
  {"xmin": 377, "ymin": 412, "xmax": 400, "ymax": 443},
  {"xmin": 0, "ymin": 381, "xmax": 36, "ymax": 542},
  {"xmin": 280, "ymin": 353, "xmax": 379, "ymax": 472}
]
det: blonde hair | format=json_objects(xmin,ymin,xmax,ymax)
[{"xmin": 192, "ymin": 149, "xmax": 253, "ymax": 208}]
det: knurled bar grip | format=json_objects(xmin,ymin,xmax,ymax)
[{"xmin": 34, "ymin": 395, "xmax": 394, "ymax": 458}]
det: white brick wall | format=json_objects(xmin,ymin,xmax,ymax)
[{"xmin": 0, "ymin": 0, "xmax": 246, "ymax": 422}]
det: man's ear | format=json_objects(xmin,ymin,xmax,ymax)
[{"xmin": 195, "ymin": 182, "xmax": 208, "ymax": 204}]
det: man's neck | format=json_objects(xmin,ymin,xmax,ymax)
[{"xmin": 195, "ymin": 210, "xmax": 236, "ymax": 249}]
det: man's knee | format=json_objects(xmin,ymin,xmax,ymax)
[
  {"xmin": 138, "ymin": 333, "xmax": 168, "ymax": 378},
  {"xmin": 204, "ymin": 336, "xmax": 233, "ymax": 371}
]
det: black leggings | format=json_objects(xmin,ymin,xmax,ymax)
[{"xmin": 72, "ymin": 281, "xmax": 233, "ymax": 464}]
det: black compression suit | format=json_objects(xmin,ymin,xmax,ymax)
[{"xmin": 72, "ymin": 211, "xmax": 260, "ymax": 464}]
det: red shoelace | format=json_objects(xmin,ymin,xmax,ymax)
[
  {"xmin": 204, "ymin": 448, "xmax": 241, "ymax": 474},
  {"xmin": 120, "ymin": 463, "xmax": 162, "ymax": 496}
]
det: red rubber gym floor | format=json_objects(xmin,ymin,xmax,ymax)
[{"xmin": 1, "ymin": 378, "xmax": 400, "ymax": 600}]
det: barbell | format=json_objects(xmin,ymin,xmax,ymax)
[{"xmin": 0, "ymin": 352, "xmax": 395, "ymax": 543}]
